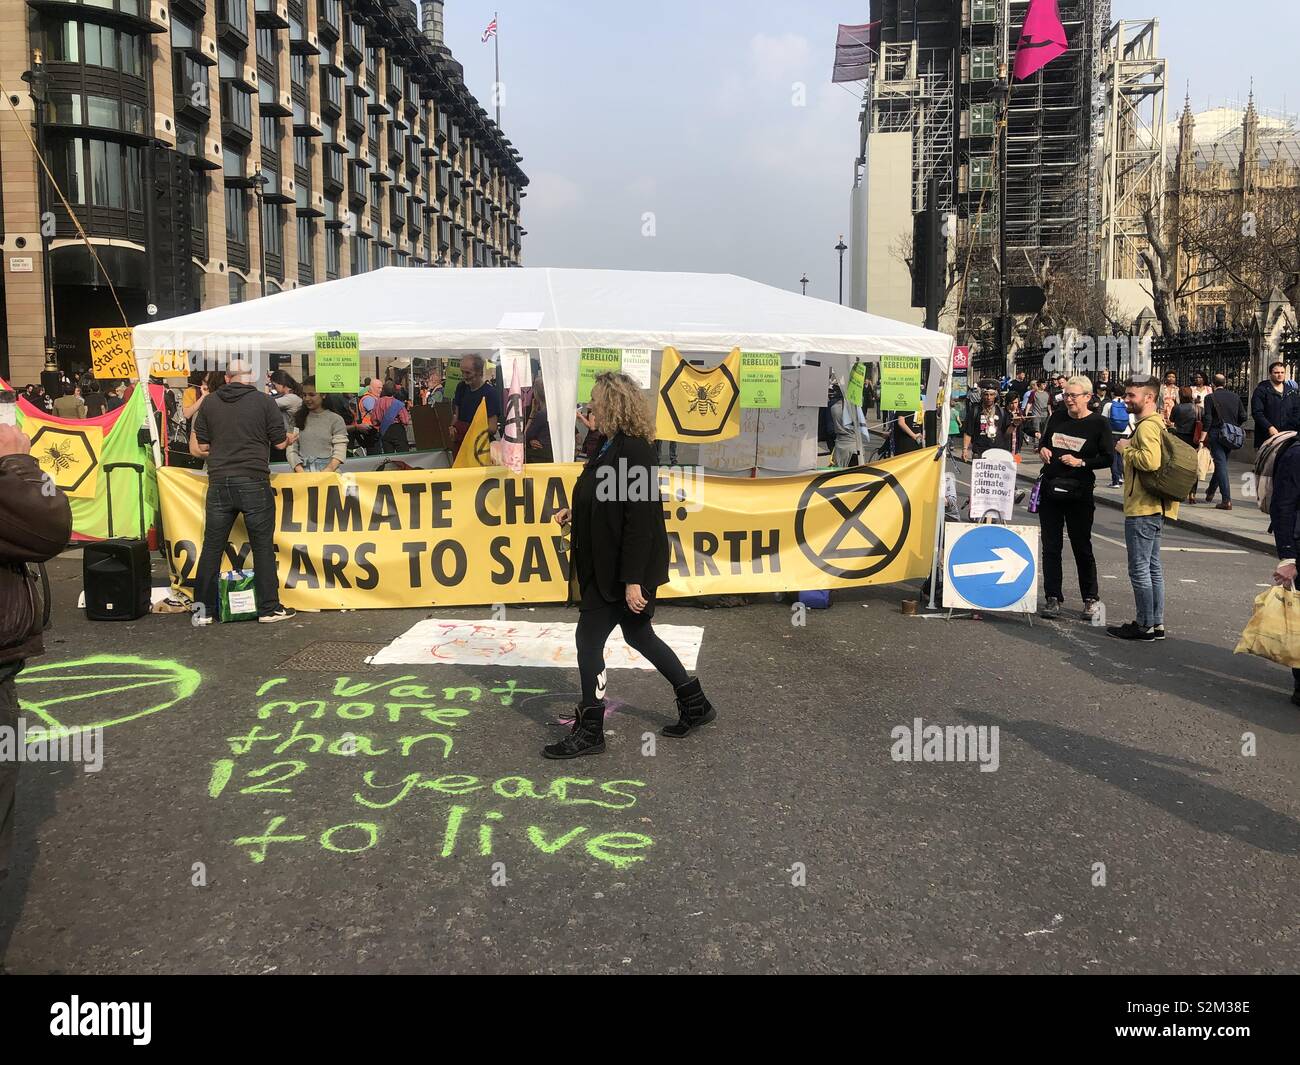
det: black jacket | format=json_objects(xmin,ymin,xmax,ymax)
[
  {"xmin": 1251, "ymin": 380, "xmax": 1300, "ymax": 448},
  {"xmin": 193, "ymin": 382, "xmax": 286, "ymax": 480},
  {"xmin": 1202, "ymin": 387, "xmax": 1246, "ymax": 439},
  {"xmin": 0, "ymin": 456, "xmax": 73, "ymax": 667},
  {"xmin": 1270, "ymin": 440, "xmax": 1300, "ymax": 559},
  {"xmin": 571, "ymin": 432, "xmax": 670, "ymax": 603}
]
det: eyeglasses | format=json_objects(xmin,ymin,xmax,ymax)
[{"xmin": 1063, "ymin": 391, "xmax": 1088, "ymax": 400}]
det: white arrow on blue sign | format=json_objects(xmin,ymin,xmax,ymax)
[{"xmin": 943, "ymin": 523, "xmax": 1039, "ymax": 612}]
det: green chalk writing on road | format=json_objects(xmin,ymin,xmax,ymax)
[
  {"xmin": 16, "ymin": 654, "xmax": 201, "ymax": 740},
  {"xmin": 216, "ymin": 675, "xmax": 657, "ymax": 871}
]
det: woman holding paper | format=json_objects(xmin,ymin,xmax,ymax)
[{"xmin": 546, "ymin": 372, "xmax": 715, "ymax": 759}]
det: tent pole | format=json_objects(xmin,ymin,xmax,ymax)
[{"xmin": 926, "ymin": 362, "xmax": 951, "ymax": 611}]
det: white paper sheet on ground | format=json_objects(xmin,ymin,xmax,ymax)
[
  {"xmin": 699, "ymin": 401, "xmax": 817, "ymax": 471},
  {"xmin": 77, "ymin": 587, "xmax": 173, "ymax": 609},
  {"xmin": 798, "ymin": 359, "xmax": 831, "ymax": 407},
  {"xmin": 368, "ymin": 618, "xmax": 703, "ymax": 671}
]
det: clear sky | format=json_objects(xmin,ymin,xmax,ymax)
[{"xmin": 441, "ymin": 1, "xmax": 1293, "ymax": 301}]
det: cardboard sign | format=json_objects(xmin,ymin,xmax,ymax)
[
  {"xmin": 880, "ymin": 355, "xmax": 922, "ymax": 411},
  {"xmin": 846, "ymin": 363, "xmax": 866, "ymax": 407},
  {"xmin": 739, "ymin": 352, "xmax": 781, "ymax": 409},
  {"xmin": 149, "ymin": 351, "xmax": 190, "ymax": 379},
  {"xmin": 89, "ymin": 328, "xmax": 136, "ymax": 380},
  {"xmin": 578, "ymin": 348, "xmax": 622, "ymax": 403},
  {"xmin": 314, "ymin": 332, "xmax": 360, "ymax": 393},
  {"xmin": 970, "ymin": 456, "xmax": 1018, "ymax": 522},
  {"xmin": 621, "ymin": 348, "xmax": 652, "ymax": 389}
]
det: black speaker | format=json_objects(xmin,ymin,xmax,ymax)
[{"xmin": 83, "ymin": 463, "xmax": 151, "ymax": 621}]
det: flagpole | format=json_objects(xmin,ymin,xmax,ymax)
[{"xmin": 494, "ymin": 11, "xmax": 501, "ymax": 127}]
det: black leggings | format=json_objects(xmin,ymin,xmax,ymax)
[{"xmin": 576, "ymin": 600, "xmax": 690, "ymax": 705}]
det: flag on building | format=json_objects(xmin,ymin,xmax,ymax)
[
  {"xmin": 482, "ymin": 17, "xmax": 497, "ymax": 43},
  {"xmin": 1014, "ymin": 0, "xmax": 1068, "ymax": 81},
  {"xmin": 832, "ymin": 22, "xmax": 881, "ymax": 83}
]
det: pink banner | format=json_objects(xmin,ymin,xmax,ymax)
[{"xmin": 1014, "ymin": 0, "xmax": 1068, "ymax": 81}]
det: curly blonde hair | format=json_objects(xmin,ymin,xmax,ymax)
[{"xmin": 592, "ymin": 372, "xmax": 655, "ymax": 441}]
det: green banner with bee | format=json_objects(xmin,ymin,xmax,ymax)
[{"xmin": 655, "ymin": 346, "xmax": 742, "ymax": 442}]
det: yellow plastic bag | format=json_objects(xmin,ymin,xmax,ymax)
[
  {"xmin": 1234, "ymin": 586, "xmax": 1300, "ymax": 667},
  {"xmin": 1196, "ymin": 444, "xmax": 1213, "ymax": 482}
]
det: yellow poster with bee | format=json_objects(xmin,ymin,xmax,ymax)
[
  {"xmin": 27, "ymin": 422, "xmax": 104, "ymax": 499},
  {"xmin": 655, "ymin": 346, "xmax": 742, "ymax": 442}
]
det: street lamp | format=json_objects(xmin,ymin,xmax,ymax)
[
  {"xmin": 21, "ymin": 49, "xmax": 58, "ymax": 371},
  {"xmin": 251, "ymin": 170, "xmax": 270, "ymax": 298},
  {"xmin": 799, "ymin": 272, "xmax": 809, "ymax": 296},
  {"xmin": 834, "ymin": 235, "xmax": 847, "ymax": 305}
]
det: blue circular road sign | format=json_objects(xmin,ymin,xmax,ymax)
[{"xmin": 947, "ymin": 525, "xmax": 1036, "ymax": 610}]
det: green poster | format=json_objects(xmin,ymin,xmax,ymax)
[
  {"xmin": 578, "ymin": 348, "xmax": 622, "ymax": 403},
  {"xmin": 880, "ymin": 355, "xmax": 922, "ymax": 411},
  {"xmin": 314, "ymin": 332, "xmax": 360, "ymax": 393},
  {"xmin": 739, "ymin": 352, "xmax": 781, "ymax": 409},
  {"xmin": 846, "ymin": 363, "xmax": 866, "ymax": 407},
  {"xmin": 444, "ymin": 360, "xmax": 463, "ymax": 394}
]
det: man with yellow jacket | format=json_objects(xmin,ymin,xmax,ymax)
[{"xmin": 1108, "ymin": 377, "xmax": 1179, "ymax": 642}]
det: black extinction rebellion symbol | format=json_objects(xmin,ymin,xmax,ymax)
[{"xmin": 795, "ymin": 465, "xmax": 912, "ymax": 580}]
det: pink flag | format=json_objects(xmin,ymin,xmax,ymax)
[
  {"xmin": 490, "ymin": 359, "xmax": 525, "ymax": 474},
  {"xmin": 1013, "ymin": 0, "xmax": 1068, "ymax": 81}
]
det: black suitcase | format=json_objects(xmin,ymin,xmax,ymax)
[{"xmin": 84, "ymin": 462, "xmax": 152, "ymax": 621}]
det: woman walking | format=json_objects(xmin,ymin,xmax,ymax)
[
  {"xmin": 1168, "ymin": 386, "xmax": 1200, "ymax": 504},
  {"xmin": 1037, "ymin": 375, "xmax": 1115, "ymax": 621},
  {"xmin": 288, "ymin": 377, "xmax": 349, "ymax": 473},
  {"xmin": 547, "ymin": 372, "xmax": 714, "ymax": 759}
]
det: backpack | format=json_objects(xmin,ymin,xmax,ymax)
[
  {"xmin": 1140, "ymin": 428, "xmax": 1199, "ymax": 503},
  {"xmin": 1255, "ymin": 430, "xmax": 1298, "ymax": 513},
  {"xmin": 1106, "ymin": 400, "xmax": 1130, "ymax": 434}
]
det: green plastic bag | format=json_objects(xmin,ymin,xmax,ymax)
[{"xmin": 219, "ymin": 570, "xmax": 259, "ymax": 623}]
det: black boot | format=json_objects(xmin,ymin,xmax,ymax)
[
  {"xmin": 662, "ymin": 678, "xmax": 716, "ymax": 738},
  {"xmin": 542, "ymin": 702, "xmax": 606, "ymax": 759}
]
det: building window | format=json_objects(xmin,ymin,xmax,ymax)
[
  {"xmin": 972, "ymin": 0, "xmax": 997, "ymax": 23},
  {"xmin": 970, "ymin": 102, "xmax": 995, "ymax": 138},
  {"xmin": 971, "ymin": 46, "xmax": 996, "ymax": 81},
  {"xmin": 262, "ymin": 202, "xmax": 283, "ymax": 259},
  {"xmin": 191, "ymin": 174, "xmax": 209, "ymax": 243},
  {"xmin": 298, "ymin": 217, "xmax": 314, "ymax": 266},
  {"xmin": 229, "ymin": 272, "xmax": 246, "ymax": 304},
  {"xmin": 256, "ymin": 27, "xmax": 277, "ymax": 64},
  {"xmin": 291, "ymin": 53, "xmax": 310, "ymax": 87},
  {"xmin": 970, "ymin": 156, "xmax": 995, "ymax": 191},
  {"xmin": 171, "ymin": 14, "xmax": 196, "ymax": 49},
  {"xmin": 294, "ymin": 135, "xmax": 309, "ymax": 170},
  {"xmin": 261, "ymin": 116, "xmax": 280, "ymax": 157},
  {"xmin": 226, "ymin": 186, "xmax": 249, "ymax": 243},
  {"xmin": 50, "ymin": 136, "xmax": 87, "ymax": 203},
  {"xmin": 326, "ymin": 224, "xmax": 341, "ymax": 277}
]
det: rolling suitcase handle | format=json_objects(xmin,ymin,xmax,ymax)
[{"xmin": 103, "ymin": 462, "xmax": 146, "ymax": 541}]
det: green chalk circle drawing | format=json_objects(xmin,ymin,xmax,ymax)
[{"xmin": 15, "ymin": 654, "xmax": 202, "ymax": 740}]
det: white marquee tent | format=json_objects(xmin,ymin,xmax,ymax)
[{"xmin": 132, "ymin": 267, "xmax": 955, "ymax": 462}]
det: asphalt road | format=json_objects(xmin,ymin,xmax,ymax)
[{"xmin": 2, "ymin": 490, "xmax": 1297, "ymax": 974}]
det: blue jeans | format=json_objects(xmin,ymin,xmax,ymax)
[
  {"xmin": 194, "ymin": 477, "xmax": 282, "ymax": 618},
  {"xmin": 300, "ymin": 457, "xmax": 332, "ymax": 472},
  {"xmin": 1206, "ymin": 437, "xmax": 1230, "ymax": 502},
  {"xmin": 1124, "ymin": 515, "xmax": 1165, "ymax": 628},
  {"xmin": 1111, "ymin": 449, "xmax": 1124, "ymax": 484}
]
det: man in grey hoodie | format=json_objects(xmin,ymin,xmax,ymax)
[{"xmin": 189, "ymin": 360, "xmax": 295, "ymax": 624}]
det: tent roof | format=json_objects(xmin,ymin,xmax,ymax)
[{"xmin": 132, "ymin": 267, "xmax": 953, "ymax": 366}]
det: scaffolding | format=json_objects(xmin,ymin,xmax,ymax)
[
  {"xmin": 864, "ymin": 40, "xmax": 955, "ymax": 214},
  {"xmin": 1098, "ymin": 19, "xmax": 1167, "ymax": 284}
]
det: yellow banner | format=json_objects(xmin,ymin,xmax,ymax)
[
  {"xmin": 27, "ymin": 421, "xmax": 104, "ymax": 499},
  {"xmin": 89, "ymin": 327, "xmax": 135, "ymax": 380},
  {"xmin": 156, "ymin": 450, "xmax": 940, "ymax": 610},
  {"xmin": 655, "ymin": 346, "xmax": 742, "ymax": 442}
]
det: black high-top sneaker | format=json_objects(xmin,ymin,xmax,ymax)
[
  {"xmin": 662, "ymin": 678, "xmax": 716, "ymax": 738},
  {"xmin": 542, "ymin": 702, "xmax": 606, "ymax": 759}
]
